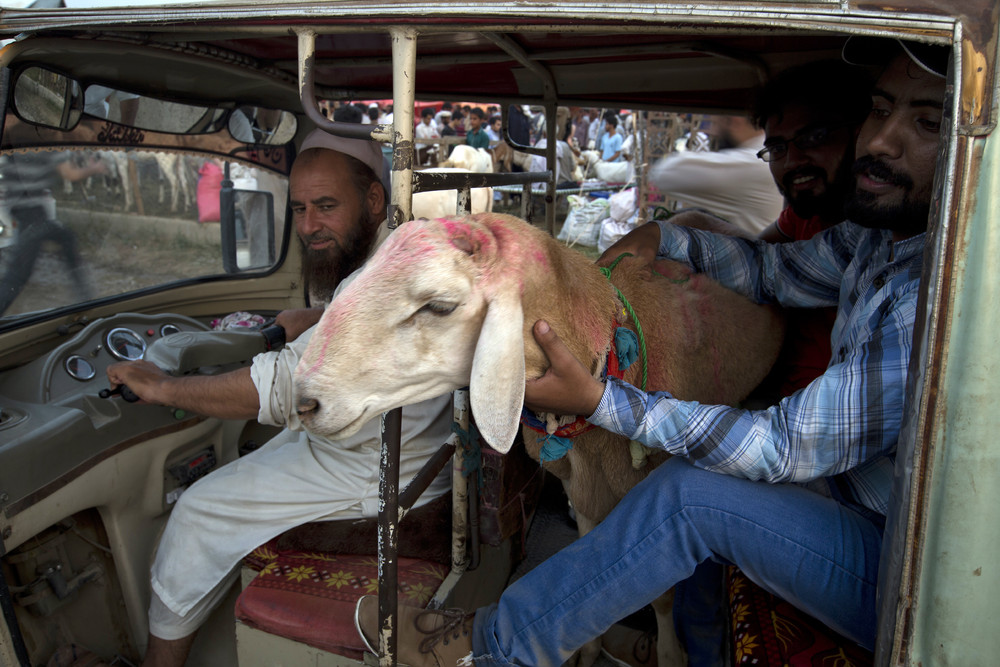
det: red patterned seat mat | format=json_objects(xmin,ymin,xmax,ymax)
[
  {"xmin": 237, "ymin": 545, "xmax": 448, "ymax": 659},
  {"xmin": 727, "ymin": 567, "xmax": 873, "ymax": 667}
]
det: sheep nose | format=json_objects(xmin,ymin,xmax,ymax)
[{"xmin": 297, "ymin": 396, "xmax": 320, "ymax": 416}]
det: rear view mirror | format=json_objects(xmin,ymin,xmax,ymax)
[
  {"xmin": 13, "ymin": 66, "xmax": 83, "ymax": 130},
  {"xmin": 227, "ymin": 105, "xmax": 297, "ymax": 145},
  {"xmin": 83, "ymin": 84, "xmax": 228, "ymax": 134}
]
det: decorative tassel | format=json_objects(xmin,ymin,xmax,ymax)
[{"xmin": 539, "ymin": 433, "xmax": 574, "ymax": 462}]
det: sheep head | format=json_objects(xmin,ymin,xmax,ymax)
[{"xmin": 294, "ymin": 213, "xmax": 556, "ymax": 452}]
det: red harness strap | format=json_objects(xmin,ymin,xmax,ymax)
[{"xmin": 520, "ymin": 327, "xmax": 626, "ymax": 439}]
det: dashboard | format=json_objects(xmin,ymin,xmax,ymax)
[
  {"xmin": 0, "ymin": 313, "xmax": 210, "ymax": 406},
  {"xmin": 0, "ymin": 313, "xmax": 213, "ymax": 516}
]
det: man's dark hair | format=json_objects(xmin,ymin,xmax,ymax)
[
  {"xmin": 422, "ymin": 107, "xmax": 435, "ymax": 119},
  {"xmin": 334, "ymin": 104, "xmax": 364, "ymax": 124},
  {"xmin": 751, "ymin": 60, "xmax": 873, "ymax": 130},
  {"xmin": 603, "ymin": 111, "xmax": 619, "ymax": 128},
  {"xmin": 470, "ymin": 107, "xmax": 486, "ymax": 120}
]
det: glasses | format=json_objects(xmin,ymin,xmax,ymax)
[{"xmin": 756, "ymin": 125, "xmax": 844, "ymax": 163}]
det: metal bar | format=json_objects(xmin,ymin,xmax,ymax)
[
  {"xmin": 377, "ymin": 407, "xmax": 402, "ymax": 667},
  {"xmin": 451, "ymin": 390, "xmax": 471, "ymax": 573},
  {"xmin": 544, "ymin": 99, "xmax": 557, "ymax": 235},
  {"xmin": 452, "ymin": 390, "xmax": 481, "ymax": 572},
  {"xmin": 483, "ymin": 33, "xmax": 559, "ymax": 231},
  {"xmin": 458, "ymin": 186, "xmax": 472, "ymax": 215},
  {"xmin": 374, "ymin": 27, "xmax": 419, "ymax": 667},
  {"xmin": 636, "ymin": 110, "xmax": 648, "ymax": 224},
  {"xmin": 414, "ymin": 170, "xmax": 551, "ymax": 191},
  {"xmin": 275, "ymin": 38, "xmax": 773, "ymax": 72},
  {"xmin": 398, "ymin": 441, "xmax": 457, "ymax": 512},
  {"xmin": 296, "ymin": 29, "xmax": 393, "ymax": 143},
  {"xmin": 389, "ymin": 26, "xmax": 418, "ymax": 227},
  {"xmin": 500, "ymin": 103, "xmax": 545, "ymax": 157}
]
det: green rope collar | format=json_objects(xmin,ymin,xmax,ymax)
[{"xmin": 599, "ymin": 253, "xmax": 649, "ymax": 391}]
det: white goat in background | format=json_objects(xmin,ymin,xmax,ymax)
[{"xmin": 294, "ymin": 212, "xmax": 783, "ymax": 666}]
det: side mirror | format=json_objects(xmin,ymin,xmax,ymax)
[
  {"xmin": 227, "ymin": 105, "xmax": 297, "ymax": 145},
  {"xmin": 221, "ymin": 179, "xmax": 276, "ymax": 273},
  {"xmin": 13, "ymin": 66, "xmax": 83, "ymax": 130}
]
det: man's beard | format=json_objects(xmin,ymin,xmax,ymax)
[
  {"xmin": 782, "ymin": 156, "xmax": 854, "ymax": 222},
  {"xmin": 301, "ymin": 208, "xmax": 379, "ymax": 301},
  {"xmin": 844, "ymin": 155, "xmax": 929, "ymax": 236}
]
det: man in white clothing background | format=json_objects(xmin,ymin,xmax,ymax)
[{"xmin": 648, "ymin": 114, "xmax": 784, "ymax": 235}]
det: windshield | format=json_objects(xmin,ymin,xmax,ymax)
[{"xmin": 0, "ymin": 142, "xmax": 288, "ymax": 321}]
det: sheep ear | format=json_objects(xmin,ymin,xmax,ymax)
[{"xmin": 470, "ymin": 287, "xmax": 524, "ymax": 454}]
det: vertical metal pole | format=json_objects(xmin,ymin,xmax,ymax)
[
  {"xmin": 389, "ymin": 27, "xmax": 417, "ymax": 229},
  {"xmin": 458, "ymin": 186, "xmax": 472, "ymax": 215},
  {"xmin": 636, "ymin": 110, "xmax": 647, "ymax": 224},
  {"xmin": 378, "ymin": 407, "xmax": 403, "ymax": 667},
  {"xmin": 544, "ymin": 100, "xmax": 557, "ymax": 236},
  {"xmin": 450, "ymin": 391, "xmax": 471, "ymax": 573},
  {"xmin": 376, "ymin": 27, "xmax": 418, "ymax": 667}
]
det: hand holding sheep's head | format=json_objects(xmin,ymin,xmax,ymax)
[{"xmin": 293, "ymin": 214, "xmax": 542, "ymax": 453}]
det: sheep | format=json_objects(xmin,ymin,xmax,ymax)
[
  {"xmin": 440, "ymin": 144, "xmax": 494, "ymax": 172},
  {"xmin": 411, "ymin": 167, "xmax": 493, "ymax": 219},
  {"xmin": 294, "ymin": 212, "xmax": 784, "ymax": 666},
  {"xmin": 492, "ymin": 140, "xmax": 532, "ymax": 173}
]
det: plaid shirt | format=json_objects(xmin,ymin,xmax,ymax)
[{"xmin": 589, "ymin": 220, "xmax": 926, "ymax": 515}]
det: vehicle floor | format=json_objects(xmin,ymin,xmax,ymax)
[{"xmin": 511, "ymin": 474, "xmax": 650, "ymax": 667}]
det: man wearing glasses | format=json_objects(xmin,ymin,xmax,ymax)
[{"xmin": 754, "ymin": 60, "xmax": 874, "ymax": 246}]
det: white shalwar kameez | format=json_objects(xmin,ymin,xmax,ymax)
[{"xmin": 147, "ymin": 325, "xmax": 453, "ymax": 639}]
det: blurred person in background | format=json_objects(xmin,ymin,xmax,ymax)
[{"xmin": 648, "ymin": 113, "xmax": 783, "ymax": 234}]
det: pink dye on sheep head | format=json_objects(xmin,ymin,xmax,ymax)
[{"xmin": 294, "ymin": 213, "xmax": 535, "ymax": 452}]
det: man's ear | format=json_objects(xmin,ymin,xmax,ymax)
[{"xmin": 367, "ymin": 180, "xmax": 386, "ymax": 221}]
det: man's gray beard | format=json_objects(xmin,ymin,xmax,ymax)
[{"xmin": 301, "ymin": 209, "xmax": 378, "ymax": 301}]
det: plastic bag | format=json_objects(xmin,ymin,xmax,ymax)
[
  {"xmin": 557, "ymin": 195, "xmax": 609, "ymax": 247},
  {"xmin": 598, "ymin": 212, "xmax": 638, "ymax": 254},
  {"xmin": 608, "ymin": 188, "xmax": 636, "ymax": 223},
  {"xmin": 594, "ymin": 160, "xmax": 633, "ymax": 184}
]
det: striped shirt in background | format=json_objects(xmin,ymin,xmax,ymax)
[{"xmin": 0, "ymin": 150, "xmax": 67, "ymax": 213}]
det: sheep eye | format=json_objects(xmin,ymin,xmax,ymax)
[{"xmin": 420, "ymin": 301, "xmax": 457, "ymax": 316}]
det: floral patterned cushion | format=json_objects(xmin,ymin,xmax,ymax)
[
  {"xmin": 727, "ymin": 567, "xmax": 873, "ymax": 667},
  {"xmin": 237, "ymin": 543, "xmax": 448, "ymax": 659}
]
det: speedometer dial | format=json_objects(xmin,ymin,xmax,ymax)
[
  {"xmin": 65, "ymin": 355, "xmax": 96, "ymax": 381},
  {"xmin": 106, "ymin": 327, "xmax": 147, "ymax": 361}
]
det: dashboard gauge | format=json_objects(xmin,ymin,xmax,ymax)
[
  {"xmin": 64, "ymin": 355, "xmax": 96, "ymax": 381},
  {"xmin": 106, "ymin": 327, "xmax": 147, "ymax": 361},
  {"xmin": 160, "ymin": 323, "xmax": 181, "ymax": 337}
]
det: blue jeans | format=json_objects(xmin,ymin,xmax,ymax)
[{"xmin": 471, "ymin": 457, "xmax": 883, "ymax": 666}]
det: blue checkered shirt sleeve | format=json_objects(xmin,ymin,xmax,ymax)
[{"xmin": 586, "ymin": 221, "xmax": 922, "ymax": 514}]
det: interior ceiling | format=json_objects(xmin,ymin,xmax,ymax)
[{"xmin": 14, "ymin": 28, "xmax": 851, "ymax": 113}]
